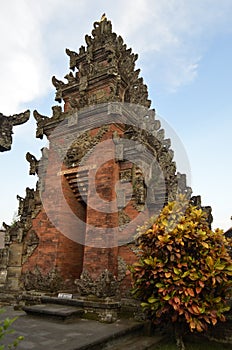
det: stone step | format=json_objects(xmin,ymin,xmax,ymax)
[
  {"xmin": 23, "ymin": 303, "xmax": 84, "ymax": 322},
  {"xmin": 21, "ymin": 295, "xmax": 122, "ymax": 323},
  {"xmin": 101, "ymin": 334, "xmax": 165, "ymax": 350},
  {"xmin": 75, "ymin": 321, "xmax": 166, "ymax": 350}
]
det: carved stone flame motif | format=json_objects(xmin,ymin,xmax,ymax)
[{"xmin": 0, "ymin": 110, "xmax": 30, "ymax": 152}]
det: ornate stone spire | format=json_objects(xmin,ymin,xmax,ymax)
[{"xmin": 51, "ymin": 16, "xmax": 151, "ymax": 110}]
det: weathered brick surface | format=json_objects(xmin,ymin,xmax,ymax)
[{"xmin": 118, "ymin": 246, "xmax": 137, "ymax": 295}]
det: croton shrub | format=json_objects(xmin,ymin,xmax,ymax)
[{"xmin": 130, "ymin": 195, "xmax": 232, "ymax": 333}]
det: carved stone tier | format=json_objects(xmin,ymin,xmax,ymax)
[{"xmin": 59, "ymin": 17, "xmax": 151, "ymax": 109}]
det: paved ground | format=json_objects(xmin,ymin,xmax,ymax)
[{"xmin": 0, "ymin": 306, "xmax": 143, "ymax": 350}]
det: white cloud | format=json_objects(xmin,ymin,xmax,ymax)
[
  {"xmin": 110, "ymin": 0, "xmax": 232, "ymax": 91},
  {"xmin": 0, "ymin": 1, "xmax": 50, "ymax": 114},
  {"xmin": 1, "ymin": 0, "xmax": 232, "ymax": 115}
]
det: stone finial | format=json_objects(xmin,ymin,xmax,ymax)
[
  {"xmin": 26, "ymin": 152, "xmax": 39, "ymax": 175},
  {"xmin": 33, "ymin": 110, "xmax": 49, "ymax": 139},
  {"xmin": 100, "ymin": 13, "xmax": 107, "ymax": 22}
]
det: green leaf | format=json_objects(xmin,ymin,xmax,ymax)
[
  {"xmin": 173, "ymin": 267, "xmax": 181, "ymax": 275},
  {"xmin": 141, "ymin": 302, "xmax": 149, "ymax": 308},
  {"xmin": 214, "ymin": 297, "xmax": 221, "ymax": 303},
  {"xmin": 144, "ymin": 258, "xmax": 154, "ymax": 266},
  {"xmin": 215, "ymin": 264, "xmax": 225, "ymax": 271},
  {"xmin": 226, "ymin": 265, "xmax": 232, "ymax": 271},
  {"xmin": 189, "ymin": 272, "xmax": 199, "ymax": 281},
  {"xmin": 206, "ymin": 256, "xmax": 214, "ymax": 269},
  {"xmin": 148, "ymin": 296, "xmax": 158, "ymax": 303},
  {"xmin": 155, "ymin": 282, "xmax": 163, "ymax": 288},
  {"xmin": 182, "ymin": 271, "xmax": 190, "ymax": 278}
]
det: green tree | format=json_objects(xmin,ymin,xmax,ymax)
[
  {"xmin": 130, "ymin": 195, "xmax": 232, "ymax": 350},
  {"xmin": 0, "ymin": 310, "xmax": 24, "ymax": 349}
]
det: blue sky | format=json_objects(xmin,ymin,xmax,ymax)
[{"xmin": 0, "ymin": 0, "xmax": 231, "ymax": 230}]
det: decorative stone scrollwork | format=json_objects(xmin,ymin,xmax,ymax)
[
  {"xmin": 118, "ymin": 210, "xmax": 131, "ymax": 231},
  {"xmin": 65, "ymin": 48, "xmax": 79, "ymax": 70},
  {"xmin": 117, "ymin": 256, "xmax": 128, "ymax": 282},
  {"xmin": 17, "ymin": 188, "xmax": 35, "ymax": 220},
  {"xmin": 95, "ymin": 270, "xmax": 119, "ymax": 298},
  {"xmin": 0, "ymin": 110, "xmax": 30, "ymax": 151},
  {"xmin": 26, "ymin": 152, "xmax": 39, "ymax": 175},
  {"xmin": 22, "ymin": 230, "xmax": 39, "ymax": 264},
  {"xmin": 75, "ymin": 269, "xmax": 119, "ymax": 298},
  {"xmin": 74, "ymin": 270, "xmax": 94, "ymax": 296},
  {"xmin": 33, "ymin": 110, "xmax": 49, "ymax": 139},
  {"xmin": 120, "ymin": 169, "xmax": 132, "ymax": 183},
  {"xmin": 64, "ymin": 71, "xmax": 77, "ymax": 84},
  {"xmin": 133, "ymin": 167, "xmax": 146, "ymax": 205},
  {"xmin": 64, "ymin": 125, "xmax": 109, "ymax": 167},
  {"xmin": 52, "ymin": 76, "xmax": 65, "ymax": 102},
  {"xmin": 21, "ymin": 267, "xmax": 63, "ymax": 292}
]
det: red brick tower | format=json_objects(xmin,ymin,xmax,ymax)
[{"xmin": 1, "ymin": 16, "xmax": 192, "ymax": 296}]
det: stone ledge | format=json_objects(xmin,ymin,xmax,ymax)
[{"xmin": 22, "ymin": 303, "xmax": 84, "ymax": 322}]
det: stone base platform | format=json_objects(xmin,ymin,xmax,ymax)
[
  {"xmin": 23, "ymin": 303, "xmax": 84, "ymax": 323},
  {"xmin": 20, "ymin": 294, "xmax": 122, "ymax": 323}
]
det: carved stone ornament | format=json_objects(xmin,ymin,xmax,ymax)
[
  {"xmin": 64, "ymin": 125, "xmax": 109, "ymax": 167},
  {"xmin": 21, "ymin": 267, "xmax": 64, "ymax": 292},
  {"xmin": 22, "ymin": 230, "xmax": 39, "ymax": 264},
  {"xmin": 119, "ymin": 169, "xmax": 132, "ymax": 182},
  {"xmin": 118, "ymin": 210, "xmax": 131, "ymax": 232},
  {"xmin": 75, "ymin": 269, "xmax": 119, "ymax": 298},
  {"xmin": 117, "ymin": 256, "xmax": 128, "ymax": 282},
  {"xmin": 26, "ymin": 152, "xmax": 39, "ymax": 175},
  {"xmin": 17, "ymin": 187, "xmax": 35, "ymax": 219},
  {"xmin": 133, "ymin": 167, "xmax": 146, "ymax": 205},
  {"xmin": 33, "ymin": 106, "xmax": 65, "ymax": 139},
  {"xmin": 0, "ymin": 110, "xmax": 30, "ymax": 151},
  {"xmin": 2, "ymin": 220, "xmax": 24, "ymax": 244}
]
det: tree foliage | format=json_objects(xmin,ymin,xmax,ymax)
[
  {"xmin": 130, "ymin": 195, "xmax": 232, "ymax": 334},
  {"xmin": 0, "ymin": 310, "xmax": 24, "ymax": 349}
]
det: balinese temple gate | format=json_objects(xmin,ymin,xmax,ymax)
[{"xmin": 0, "ymin": 16, "xmax": 212, "ymax": 315}]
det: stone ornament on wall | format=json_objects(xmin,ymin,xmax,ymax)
[
  {"xmin": 0, "ymin": 110, "xmax": 30, "ymax": 152},
  {"xmin": 118, "ymin": 210, "xmax": 131, "ymax": 231},
  {"xmin": 21, "ymin": 267, "xmax": 64, "ymax": 292},
  {"xmin": 22, "ymin": 230, "xmax": 39, "ymax": 264},
  {"xmin": 64, "ymin": 125, "xmax": 109, "ymax": 167},
  {"xmin": 75, "ymin": 269, "xmax": 119, "ymax": 298},
  {"xmin": 26, "ymin": 152, "xmax": 39, "ymax": 175}
]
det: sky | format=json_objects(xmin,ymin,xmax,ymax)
[{"xmin": 0, "ymin": 0, "xmax": 231, "ymax": 231}]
